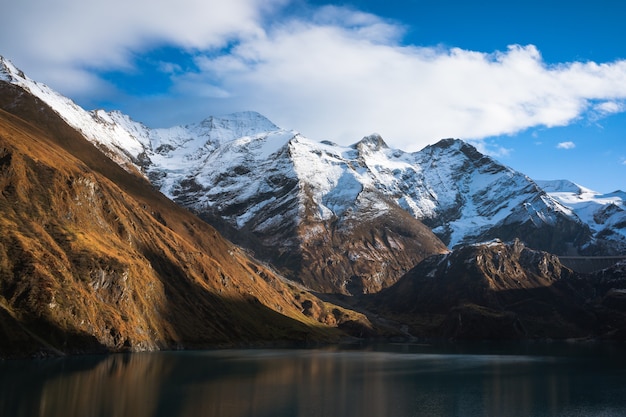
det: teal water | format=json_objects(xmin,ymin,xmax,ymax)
[{"xmin": 1, "ymin": 342, "xmax": 625, "ymax": 417}]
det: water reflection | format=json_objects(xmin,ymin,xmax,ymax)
[{"xmin": 1, "ymin": 343, "xmax": 625, "ymax": 417}]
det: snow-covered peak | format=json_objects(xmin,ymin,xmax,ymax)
[
  {"xmin": 536, "ymin": 179, "xmax": 622, "ymax": 206},
  {"xmin": 0, "ymin": 56, "xmax": 23, "ymax": 82},
  {"xmin": 0, "ymin": 56, "xmax": 150, "ymax": 166},
  {"xmin": 537, "ymin": 178, "xmax": 626, "ymax": 245},
  {"xmin": 424, "ymin": 138, "xmax": 465, "ymax": 152},
  {"xmin": 535, "ymin": 179, "xmax": 594, "ymax": 195},
  {"xmin": 354, "ymin": 134, "xmax": 388, "ymax": 152},
  {"xmin": 192, "ymin": 111, "xmax": 280, "ymax": 142},
  {"xmin": 602, "ymin": 190, "xmax": 626, "ymax": 200}
]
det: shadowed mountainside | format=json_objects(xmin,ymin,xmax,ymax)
[
  {"xmin": 367, "ymin": 240, "xmax": 626, "ymax": 340},
  {"xmin": 0, "ymin": 82, "xmax": 374, "ymax": 358}
]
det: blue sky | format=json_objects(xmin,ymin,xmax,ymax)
[{"xmin": 1, "ymin": 0, "xmax": 625, "ymax": 192}]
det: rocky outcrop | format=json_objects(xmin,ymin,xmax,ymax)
[
  {"xmin": 370, "ymin": 240, "xmax": 625, "ymax": 340},
  {"xmin": 295, "ymin": 191, "xmax": 448, "ymax": 294}
]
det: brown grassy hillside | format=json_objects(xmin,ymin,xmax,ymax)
[{"xmin": 0, "ymin": 83, "xmax": 370, "ymax": 357}]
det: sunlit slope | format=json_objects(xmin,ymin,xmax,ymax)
[{"xmin": 0, "ymin": 82, "xmax": 356, "ymax": 357}]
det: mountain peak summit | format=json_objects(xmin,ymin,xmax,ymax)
[
  {"xmin": 355, "ymin": 133, "xmax": 388, "ymax": 152},
  {"xmin": 195, "ymin": 111, "xmax": 281, "ymax": 142},
  {"xmin": 203, "ymin": 110, "xmax": 275, "ymax": 124},
  {"xmin": 0, "ymin": 56, "xmax": 25, "ymax": 82},
  {"xmin": 430, "ymin": 138, "xmax": 463, "ymax": 149}
]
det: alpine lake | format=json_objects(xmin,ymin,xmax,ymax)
[{"xmin": 2, "ymin": 341, "xmax": 625, "ymax": 417}]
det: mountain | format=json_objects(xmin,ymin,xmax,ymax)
[
  {"xmin": 536, "ymin": 180, "xmax": 626, "ymax": 255},
  {"xmin": 161, "ymin": 131, "xmax": 450, "ymax": 295},
  {"xmin": 368, "ymin": 239, "xmax": 626, "ymax": 340},
  {"xmin": 1, "ymin": 58, "xmax": 449, "ymax": 294},
  {"xmin": 0, "ymin": 75, "xmax": 379, "ymax": 358},
  {"xmin": 2, "ymin": 56, "xmax": 624, "ymax": 293},
  {"xmin": 1, "ymin": 55, "xmax": 625, "ymax": 352}
]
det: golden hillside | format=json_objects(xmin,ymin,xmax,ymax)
[{"xmin": 0, "ymin": 82, "xmax": 368, "ymax": 357}]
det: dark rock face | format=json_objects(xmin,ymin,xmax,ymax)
[
  {"xmin": 295, "ymin": 194, "xmax": 449, "ymax": 294},
  {"xmin": 370, "ymin": 240, "xmax": 625, "ymax": 341}
]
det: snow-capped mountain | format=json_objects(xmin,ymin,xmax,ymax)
[
  {"xmin": 2, "ymin": 55, "xmax": 624, "ymax": 294},
  {"xmin": 536, "ymin": 180, "xmax": 626, "ymax": 253}
]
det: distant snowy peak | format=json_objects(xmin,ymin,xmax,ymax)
[
  {"xmin": 421, "ymin": 138, "xmax": 514, "ymax": 177},
  {"xmin": 537, "ymin": 179, "xmax": 625, "ymax": 201},
  {"xmin": 405, "ymin": 139, "xmax": 583, "ymax": 248},
  {"xmin": 536, "ymin": 179, "xmax": 624, "ymax": 206},
  {"xmin": 536, "ymin": 179, "xmax": 626, "ymax": 248},
  {"xmin": 353, "ymin": 133, "xmax": 389, "ymax": 152},
  {"xmin": 194, "ymin": 111, "xmax": 281, "ymax": 141},
  {"xmin": 151, "ymin": 111, "xmax": 286, "ymax": 156},
  {"xmin": 536, "ymin": 179, "xmax": 594, "ymax": 195}
]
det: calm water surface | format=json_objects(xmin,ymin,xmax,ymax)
[{"xmin": 1, "ymin": 342, "xmax": 625, "ymax": 417}]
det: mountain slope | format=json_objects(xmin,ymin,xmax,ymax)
[{"xmin": 0, "ymin": 81, "xmax": 369, "ymax": 357}]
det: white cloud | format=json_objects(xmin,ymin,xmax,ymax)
[
  {"xmin": 469, "ymin": 140, "xmax": 512, "ymax": 159},
  {"xmin": 0, "ymin": 0, "xmax": 284, "ymax": 96},
  {"xmin": 157, "ymin": 61, "xmax": 183, "ymax": 75},
  {"xmin": 4, "ymin": 2, "xmax": 626, "ymax": 151},
  {"xmin": 594, "ymin": 101, "xmax": 625, "ymax": 114},
  {"xmin": 557, "ymin": 141, "xmax": 576, "ymax": 150},
  {"xmin": 590, "ymin": 100, "xmax": 626, "ymax": 122},
  {"xmin": 185, "ymin": 16, "xmax": 626, "ymax": 149}
]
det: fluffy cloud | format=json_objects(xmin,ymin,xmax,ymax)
[
  {"xmin": 0, "ymin": 0, "xmax": 284, "ymax": 98},
  {"xmin": 183, "ymin": 11, "xmax": 626, "ymax": 149},
  {"xmin": 3, "ymin": 2, "xmax": 626, "ymax": 151},
  {"xmin": 594, "ymin": 101, "xmax": 625, "ymax": 114},
  {"xmin": 557, "ymin": 141, "xmax": 576, "ymax": 150}
]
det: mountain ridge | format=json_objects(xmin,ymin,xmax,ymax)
[
  {"xmin": 2, "ymin": 55, "xmax": 624, "ymax": 287},
  {"xmin": 1, "ymin": 55, "xmax": 626, "ymax": 356}
]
